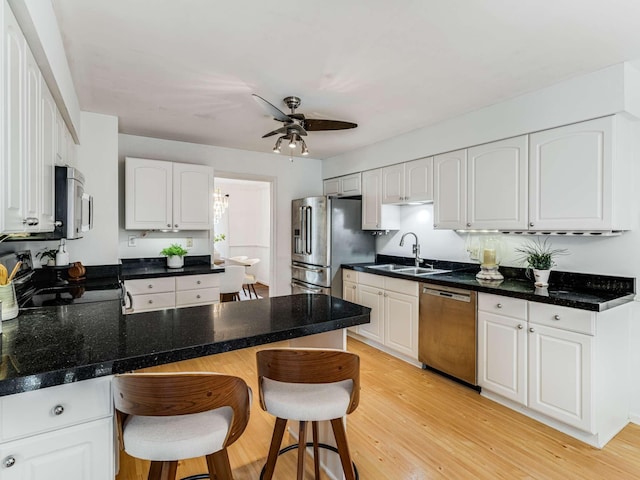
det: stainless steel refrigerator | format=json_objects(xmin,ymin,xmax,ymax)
[{"xmin": 291, "ymin": 196, "xmax": 375, "ymax": 296}]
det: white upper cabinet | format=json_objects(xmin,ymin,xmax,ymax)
[
  {"xmin": 125, "ymin": 157, "xmax": 213, "ymax": 230},
  {"xmin": 529, "ymin": 116, "xmax": 633, "ymax": 231},
  {"xmin": 323, "ymin": 172, "xmax": 361, "ymax": 197},
  {"xmin": 361, "ymin": 168, "xmax": 400, "ymax": 230},
  {"xmin": 1, "ymin": 3, "xmax": 56, "ymax": 234},
  {"xmin": 467, "ymin": 136, "xmax": 528, "ymax": 230},
  {"xmin": 433, "ymin": 149, "xmax": 467, "ymax": 229},
  {"xmin": 382, "ymin": 157, "xmax": 433, "ymax": 205},
  {"xmin": 172, "ymin": 162, "xmax": 214, "ymax": 230}
]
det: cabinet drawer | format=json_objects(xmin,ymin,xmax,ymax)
[
  {"xmin": 176, "ymin": 274, "xmax": 220, "ymax": 291},
  {"xmin": 0, "ymin": 377, "xmax": 112, "ymax": 442},
  {"xmin": 125, "ymin": 277, "xmax": 175, "ymax": 295},
  {"xmin": 358, "ymin": 272, "xmax": 385, "ymax": 288},
  {"xmin": 343, "ymin": 269, "xmax": 358, "ymax": 283},
  {"xmin": 176, "ymin": 287, "xmax": 219, "ymax": 307},
  {"xmin": 478, "ymin": 293, "xmax": 527, "ymax": 320},
  {"xmin": 529, "ymin": 302, "xmax": 595, "ymax": 335},
  {"xmin": 130, "ymin": 292, "xmax": 175, "ymax": 312},
  {"xmin": 384, "ymin": 277, "xmax": 418, "ymax": 296}
]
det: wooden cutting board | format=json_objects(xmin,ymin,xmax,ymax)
[{"xmin": 0, "ymin": 265, "xmax": 7, "ymax": 285}]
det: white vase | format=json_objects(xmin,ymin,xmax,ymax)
[
  {"xmin": 532, "ymin": 269, "xmax": 551, "ymax": 287},
  {"xmin": 166, "ymin": 255, "xmax": 184, "ymax": 269}
]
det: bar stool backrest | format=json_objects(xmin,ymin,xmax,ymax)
[{"xmin": 256, "ymin": 349, "xmax": 360, "ymax": 415}]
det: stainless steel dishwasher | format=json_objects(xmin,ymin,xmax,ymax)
[{"xmin": 419, "ymin": 283, "xmax": 478, "ymax": 387}]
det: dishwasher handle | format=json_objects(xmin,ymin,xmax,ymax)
[{"xmin": 423, "ymin": 287, "xmax": 471, "ymax": 302}]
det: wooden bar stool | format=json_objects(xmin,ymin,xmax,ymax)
[
  {"xmin": 256, "ymin": 348, "xmax": 360, "ymax": 480},
  {"xmin": 112, "ymin": 372, "xmax": 251, "ymax": 480}
]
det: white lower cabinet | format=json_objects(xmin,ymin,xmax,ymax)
[
  {"xmin": 124, "ymin": 273, "xmax": 221, "ymax": 314},
  {"xmin": 350, "ymin": 272, "xmax": 419, "ymax": 361},
  {"xmin": 0, "ymin": 377, "xmax": 114, "ymax": 480},
  {"xmin": 478, "ymin": 293, "xmax": 630, "ymax": 447},
  {"xmin": 342, "ymin": 272, "xmax": 359, "ymax": 334}
]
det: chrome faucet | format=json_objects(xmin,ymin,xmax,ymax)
[{"xmin": 399, "ymin": 232, "xmax": 421, "ymax": 267}]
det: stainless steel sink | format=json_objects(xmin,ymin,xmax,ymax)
[
  {"xmin": 367, "ymin": 264, "xmax": 410, "ymax": 271},
  {"xmin": 415, "ymin": 269, "xmax": 451, "ymax": 276}
]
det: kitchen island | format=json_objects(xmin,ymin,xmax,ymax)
[{"xmin": 0, "ymin": 295, "xmax": 370, "ymax": 480}]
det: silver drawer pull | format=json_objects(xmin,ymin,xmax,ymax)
[
  {"xmin": 196, "ymin": 294, "xmax": 201, "ymax": 299},
  {"xmin": 496, "ymin": 303, "xmax": 503, "ymax": 309},
  {"xmin": 53, "ymin": 405, "xmax": 64, "ymax": 416},
  {"xmin": 148, "ymin": 300, "xmax": 153, "ymax": 304},
  {"xmin": 553, "ymin": 314, "xmax": 561, "ymax": 320},
  {"xmin": 378, "ymin": 291, "xmax": 382, "ymax": 295},
  {"xmin": 517, "ymin": 324, "xmax": 523, "ymax": 329},
  {"xmin": 529, "ymin": 327, "xmax": 535, "ymax": 333},
  {"xmin": 3, "ymin": 456, "xmax": 16, "ymax": 468},
  {"xmin": 148, "ymin": 284, "xmax": 153, "ymax": 289},
  {"xmin": 197, "ymin": 280, "xmax": 201, "ymax": 284}
]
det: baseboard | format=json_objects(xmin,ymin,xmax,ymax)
[{"xmin": 629, "ymin": 413, "xmax": 640, "ymax": 425}]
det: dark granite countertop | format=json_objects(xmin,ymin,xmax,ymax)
[
  {"xmin": 120, "ymin": 255, "xmax": 224, "ymax": 280},
  {"xmin": 0, "ymin": 294, "xmax": 370, "ymax": 397},
  {"xmin": 344, "ymin": 255, "xmax": 635, "ymax": 312}
]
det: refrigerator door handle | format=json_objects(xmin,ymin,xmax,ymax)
[
  {"xmin": 305, "ymin": 206, "xmax": 312, "ymax": 255},
  {"xmin": 299, "ymin": 206, "xmax": 306, "ymax": 255},
  {"xmin": 291, "ymin": 264, "xmax": 322, "ymax": 273}
]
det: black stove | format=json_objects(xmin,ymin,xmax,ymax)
[{"xmin": 0, "ymin": 250, "xmax": 122, "ymax": 309}]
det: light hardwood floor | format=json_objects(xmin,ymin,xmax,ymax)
[{"xmin": 116, "ymin": 338, "xmax": 640, "ymax": 479}]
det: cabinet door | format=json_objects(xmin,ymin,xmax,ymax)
[
  {"xmin": 343, "ymin": 279, "xmax": 359, "ymax": 333},
  {"xmin": 24, "ymin": 47, "xmax": 40, "ymax": 232},
  {"xmin": 478, "ymin": 312, "xmax": 527, "ymax": 404},
  {"xmin": 384, "ymin": 290, "xmax": 418, "ymax": 359},
  {"xmin": 125, "ymin": 157, "xmax": 173, "ymax": 229},
  {"xmin": 323, "ymin": 177, "xmax": 340, "ymax": 196},
  {"xmin": 361, "ymin": 169, "xmax": 382, "ymax": 229},
  {"xmin": 55, "ymin": 111, "xmax": 66, "ymax": 165},
  {"xmin": 0, "ymin": 418, "xmax": 113, "ymax": 480},
  {"xmin": 528, "ymin": 324, "xmax": 593, "ymax": 433},
  {"xmin": 467, "ymin": 136, "xmax": 527, "ymax": 230},
  {"xmin": 357, "ymin": 284, "xmax": 384, "ymax": 344},
  {"xmin": 433, "ymin": 149, "xmax": 467, "ymax": 229},
  {"xmin": 3, "ymin": 3, "xmax": 26, "ymax": 233},
  {"xmin": 404, "ymin": 157, "xmax": 433, "ymax": 203},
  {"xmin": 172, "ymin": 162, "xmax": 213, "ymax": 230},
  {"xmin": 40, "ymin": 80, "xmax": 57, "ymax": 232},
  {"xmin": 340, "ymin": 173, "xmax": 361, "ymax": 196},
  {"xmin": 529, "ymin": 117, "xmax": 612, "ymax": 231},
  {"xmin": 382, "ymin": 164, "xmax": 404, "ymax": 204}
]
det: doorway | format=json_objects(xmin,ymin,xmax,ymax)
[{"xmin": 213, "ymin": 175, "xmax": 273, "ymax": 297}]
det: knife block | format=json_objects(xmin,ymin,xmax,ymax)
[{"xmin": 0, "ymin": 281, "xmax": 18, "ymax": 321}]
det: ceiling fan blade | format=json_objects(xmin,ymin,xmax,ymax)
[
  {"xmin": 252, "ymin": 94, "xmax": 291, "ymax": 123},
  {"xmin": 261, "ymin": 126, "xmax": 288, "ymax": 138},
  {"xmin": 289, "ymin": 113, "xmax": 306, "ymax": 120},
  {"xmin": 303, "ymin": 119, "xmax": 358, "ymax": 131}
]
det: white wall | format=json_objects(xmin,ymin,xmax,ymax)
[
  {"xmin": 324, "ymin": 61, "xmax": 640, "ymax": 423},
  {"xmin": 118, "ymin": 134, "xmax": 323, "ymax": 296}
]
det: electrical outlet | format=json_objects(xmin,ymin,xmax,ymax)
[
  {"xmin": 128, "ymin": 235, "xmax": 137, "ymax": 247},
  {"xmin": 186, "ymin": 237, "xmax": 193, "ymax": 247}
]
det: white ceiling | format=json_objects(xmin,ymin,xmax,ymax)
[{"xmin": 51, "ymin": 0, "xmax": 640, "ymax": 159}]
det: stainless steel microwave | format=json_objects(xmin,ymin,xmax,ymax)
[{"xmin": 55, "ymin": 166, "xmax": 93, "ymax": 239}]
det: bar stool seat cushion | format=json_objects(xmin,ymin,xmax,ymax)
[
  {"xmin": 262, "ymin": 378, "xmax": 353, "ymax": 421},
  {"xmin": 123, "ymin": 406, "xmax": 233, "ymax": 461}
]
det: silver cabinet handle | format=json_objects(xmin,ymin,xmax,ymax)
[
  {"xmin": 529, "ymin": 327, "xmax": 535, "ymax": 333},
  {"xmin": 196, "ymin": 294, "xmax": 201, "ymax": 299},
  {"xmin": 167, "ymin": 223, "xmax": 171, "ymax": 227},
  {"xmin": 517, "ymin": 324, "xmax": 524, "ymax": 329},
  {"xmin": 197, "ymin": 280, "xmax": 201, "ymax": 284},
  {"xmin": 23, "ymin": 217, "xmax": 39, "ymax": 226},
  {"xmin": 497, "ymin": 303, "xmax": 503, "ymax": 309},
  {"xmin": 378, "ymin": 291, "xmax": 383, "ymax": 295},
  {"xmin": 383, "ymin": 293, "xmax": 388, "ymax": 297},
  {"xmin": 352, "ymin": 285, "xmax": 356, "ymax": 290},
  {"xmin": 3, "ymin": 456, "xmax": 16, "ymax": 468},
  {"xmin": 553, "ymin": 314, "xmax": 561, "ymax": 320},
  {"xmin": 148, "ymin": 300, "xmax": 153, "ymax": 304},
  {"xmin": 529, "ymin": 222, "xmax": 535, "ymax": 227},
  {"xmin": 174, "ymin": 224, "xmax": 178, "ymax": 228},
  {"xmin": 467, "ymin": 222, "xmax": 471, "ymax": 227},
  {"xmin": 53, "ymin": 405, "xmax": 64, "ymax": 415},
  {"xmin": 148, "ymin": 284, "xmax": 153, "ymax": 289}
]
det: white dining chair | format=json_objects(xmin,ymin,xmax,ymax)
[
  {"xmin": 227, "ymin": 257, "xmax": 261, "ymax": 298},
  {"xmin": 219, "ymin": 265, "xmax": 246, "ymax": 301}
]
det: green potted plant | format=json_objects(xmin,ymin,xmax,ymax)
[
  {"xmin": 36, "ymin": 248, "xmax": 58, "ymax": 267},
  {"xmin": 515, "ymin": 238, "xmax": 568, "ymax": 287},
  {"xmin": 160, "ymin": 243, "xmax": 188, "ymax": 269}
]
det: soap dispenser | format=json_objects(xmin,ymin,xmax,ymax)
[{"xmin": 55, "ymin": 239, "xmax": 69, "ymax": 266}]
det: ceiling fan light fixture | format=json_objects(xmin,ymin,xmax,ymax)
[
  {"xmin": 273, "ymin": 136, "xmax": 284, "ymax": 153},
  {"xmin": 301, "ymin": 140, "xmax": 309, "ymax": 156},
  {"xmin": 288, "ymin": 134, "xmax": 297, "ymax": 149}
]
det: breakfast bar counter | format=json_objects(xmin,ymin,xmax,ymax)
[{"xmin": 0, "ymin": 294, "xmax": 371, "ymax": 397}]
